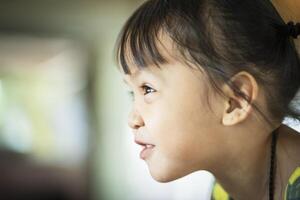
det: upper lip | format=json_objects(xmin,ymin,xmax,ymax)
[{"xmin": 134, "ymin": 139, "xmax": 155, "ymax": 147}]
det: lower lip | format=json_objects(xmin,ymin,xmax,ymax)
[{"xmin": 140, "ymin": 146, "xmax": 155, "ymax": 160}]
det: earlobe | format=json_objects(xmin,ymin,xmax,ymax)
[{"xmin": 221, "ymin": 71, "xmax": 258, "ymax": 126}]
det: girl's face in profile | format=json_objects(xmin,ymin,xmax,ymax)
[{"xmin": 122, "ymin": 36, "xmax": 225, "ymax": 183}]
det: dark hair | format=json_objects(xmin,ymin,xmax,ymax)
[{"xmin": 115, "ymin": 0, "xmax": 300, "ymax": 126}]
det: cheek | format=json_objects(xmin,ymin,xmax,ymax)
[
  {"xmin": 148, "ymin": 92, "xmax": 217, "ymax": 162},
  {"xmin": 146, "ymin": 107, "xmax": 217, "ymax": 182},
  {"xmin": 140, "ymin": 80, "xmax": 224, "ymax": 181}
]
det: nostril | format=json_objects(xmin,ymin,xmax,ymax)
[
  {"xmin": 128, "ymin": 110, "xmax": 144, "ymax": 129},
  {"xmin": 128, "ymin": 120, "xmax": 143, "ymax": 129},
  {"xmin": 128, "ymin": 120, "xmax": 138, "ymax": 129}
]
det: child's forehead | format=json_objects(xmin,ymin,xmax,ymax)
[
  {"xmin": 122, "ymin": 67, "xmax": 145, "ymax": 81},
  {"xmin": 122, "ymin": 65, "xmax": 162, "ymax": 82},
  {"xmin": 120, "ymin": 32, "xmax": 200, "ymax": 83}
]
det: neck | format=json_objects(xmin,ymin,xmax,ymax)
[{"xmin": 211, "ymin": 126, "xmax": 279, "ymax": 200}]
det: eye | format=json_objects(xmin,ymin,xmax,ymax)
[
  {"xmin": 126, "ymin": 84, "xmax": 156, "ymax": 101},
  {"xmin": 141, "ymin": 84, "xmax": 156, "ymax": 95}
]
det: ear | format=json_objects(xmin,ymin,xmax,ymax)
[{"xmin": 221, "ymin": 71, "xmax": 259, "ymax": 126}]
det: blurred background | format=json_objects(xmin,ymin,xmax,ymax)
[
  {"xmin": 0, "ymin": 1, "xmax": 214, "ymax": 200},
  {"xmin": 0, "ymin": 1, "xmax": 299, "ymax": 200}
]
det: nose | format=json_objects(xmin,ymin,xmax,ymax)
[{"xmin": 128, "ymin": 108, "xmax": 144, "ymax": 130}]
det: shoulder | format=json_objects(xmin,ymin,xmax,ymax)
[
  {"xmin": 285, "ymin": 167, "xmax": 300, "ymax": 200},
  {"xmin": 277, "ymin": 124, "xmax": 300, "ymax": 164},
  {"xmin": 211, "ymin": 182, "xmax": 232, "ymax": 200},
  {"xmin": 277, "ymin": 124, "xmax": 300, "ymax": 200}
]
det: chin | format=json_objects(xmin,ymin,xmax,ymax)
[
  {"xmin": 148, "ymin": 164, "xmax": 196, "ymax": 183},
  {"xmin": 150, "ymin": 173, "xmax": 179, "ymax": 183}
]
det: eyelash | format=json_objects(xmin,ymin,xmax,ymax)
[
  {"xmin": 127, "ymin": 84, "xmax": 155, "ymax": 100},
  {"xmin": 141, "ymin": 84, "xmax": 155, "ymax": 95}
]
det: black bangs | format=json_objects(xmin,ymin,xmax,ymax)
[
  {"xmin": 115, "ymin": 0, "xmax": 173, "ymax": 75},
  {"xmin": 115, "ymin": 0, "xmax": 220, "ymax": 75},
  {"xmin": 115, "ymin": 0, "xmax": 300, "ymax": 124}
]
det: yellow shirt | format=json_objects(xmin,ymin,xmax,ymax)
[{"xmin": 211, "ymin": 167, "xmax": 300, "ymax": 200}]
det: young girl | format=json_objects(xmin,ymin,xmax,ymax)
[{"xmin": 114, "ymin": 0, "xmax": 300, "ymax": 199}]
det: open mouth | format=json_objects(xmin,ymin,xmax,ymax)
[
  {"xmin": 134, "ymin": 139, "xmax": 155, "ymax": 160},
  {"xmin": 140, "ymin": 145, "xmax": 155, "ymax": 160}
]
